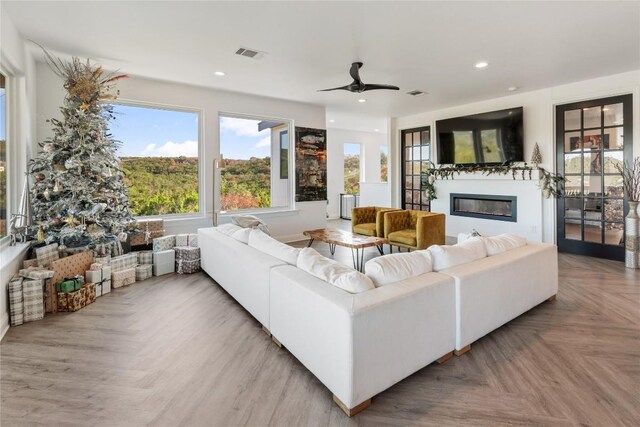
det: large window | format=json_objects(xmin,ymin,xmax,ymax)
[
  {"xmin": 0, "ymin": 72, "xmax": 6, "ymax": 238},
  {"xmin": 344, "ymin": 143, "xmax": 360, "ymax": 195},
  {"xmin": 110, "ymin": 103, "xmax": 200, "ymax": 216},
  {"xmin": 219, "ymin": 115, "xmax": 291, "ymax": 211}
]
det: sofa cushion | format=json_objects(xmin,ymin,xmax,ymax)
[
  {"xmin": 483, "ymin": 234, "xmax": 527, "ymax": 256},
  {"xmin": 230, "ymin": 227, "xmax": 252, "ymax": 244},
  {"xmin": 248, "ymin": 229, "xmax": 300, "ymax": 265},
  {"xmin": 215, "ymin": 223, "xmax": 242, "ymax": 236},
  {"xmin": 428, "ymin": 237, "xmax": 487, "ymax": 271},
  {"xmin": 353, "ymin": 223, "xmax": 376, "ymax": 236},
  {"xmin": 388, "ymin": 229, "xmax": 417, "ymax": 246},
  {"xmin": 365, "ymin": 250, "xmax": 433, "ymax": 287},
  {"xmin": 296, "ymin": 248, "xmax": 375, "ymax": 294}
]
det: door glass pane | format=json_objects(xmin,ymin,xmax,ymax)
[
  {"xmin": 564, "ymin": 198, "xmax": 582, "ymax": 218},
  {"xmin": 421, "ymin": 130, "xmax": 430, "ymax": 145},
  {"xmin": 565, "ymin": 153, "xmax": 581, "ymax": 174},
  {"xmin": 583, "ymin": 129, "xmax": 602, "ymax": 150},
  {"xmin": 604, "ymin": 199, "xmax": 623, "ymax": 222},
  {"xmin": 584, "ymin": 222, "xmax": 602, "ymax": 243},
  {"xmin": 565, "ymin": 220, "xmax": 582, "ymax": 241},
  {"xmin": 565, "ymin": 131, "xmax": 581, "ymax": 152},
  {"xmin": 413, "ymin": 132, "xmax": 421, "ymax": 145},
  {"xmin": 603, "ymin": 151, "xmax": 623, "ymax": 174},
  {"xmin": 405, "ymin": 191, "xmax": 412, "ymax": 204},
  {"xmin": 583, "ymin": 151, "xmax": 603, "ymax": 174},
  {"xmin": 603, "ymin": 126, "xmax": 624, "ymax": 150},
  {"xmin": 412, "ymin": 146, "xmax": 421, "ymax": 161},
  {"xmin": 405, "ymin": 147, "xmax": 412, "ymax": 161},
  {"xmin": 405, "ymin": 132, "xmax": 413, "ymax": 147},
  {"xmin": 413, "ymin": 176, "xmax": 421, "ymax": 190},
  {"xmin": 605, "ymin": 175, "xmax": 624, "ymax": 197},
  {"xmin": 564, "ymin": 109, "xmax": 580, "ymax": 130},
  {"xmin": 605, "ymin": 223, "xmax": 624, "ymax": 246},
  {"xmin": 583, "ymin": 106, "xmax": 601, "ymax": 128},
  {"xmin": 603, "ymin": 103, "xmax": 623, "ymax": 126},
  {"xmin": 413, "ymin": 191, "xmax": 421, "ymax": 203},
  {"xmin": 565, "ymin": 175, "xmax": 582, "ymax": 196},
  {"xmin": 584, "ymin": 175, "xmax": 602, "ymax": 195},
  {"xmin": 420, "ymin": 145, "xmax": 430, "ymax": 161},
  {"xmin": 584, "ymin": 198, "xmax": 602, "ymax": 219}
]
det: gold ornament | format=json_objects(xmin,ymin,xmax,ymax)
[
  {"xmin": 79, "ymin": 102, "xmax": 90, "ymax": 111},
  {"xmin": 37, "ymin": 225, "xmax": 45, "ymax": 242},
  {"xmin": 64, "ymin": 214, "xmax": 79, "ymax": 227},
  {"xmin": 43, "ymin": 188, "xmax": 51, "ymax": 200},
  {"xmin": 53, "ymin": 180, "xmax": 62, "ymax": 193}
]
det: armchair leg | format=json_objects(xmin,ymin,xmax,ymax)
[{"xmin": 333, "ymin": 395, "xmax": 371, "ymax": 417}]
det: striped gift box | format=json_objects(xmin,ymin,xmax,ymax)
[
  {"xmin": 9, "ymin": 275, "xmax": 24, "ymax": 326},
  {"xmin": 94, "ymin": 255, "xmax": 111, "ymax": 265},
  {"xmin": 19, "ymin": 267, "xmax": 55, "ymax": 280},
  {"xmin": 135, "ymin": 264, "xmax": 153, "ymax": 281},
  {"xmin": 110, "ymin": 253, "xmax": 137, "ymax": 273},
  {"xmin": 23, "ymin": 258, "xmax": 39, "ymax": 269},
  {"xmin": 153, "ymin": 235, "xmax": 176, "ymax": 252},
  {"xmin": 23, "ymin": 279, "xmax": 44, "ymax": 322},
  {"xmin": 136, "ymin": 250, "xmax": 153, "ymax": 265},
  {"xmin": 36, "ymin": 243, "xmax": 59, "ymax": 267}
]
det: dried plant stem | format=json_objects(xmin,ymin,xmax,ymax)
[{"xmin": 615, "ymin": 157, "xmax": 640, "ymax": 202}]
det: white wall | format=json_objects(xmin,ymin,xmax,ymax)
[
  {"xmin": 0, "ymin": 9, "xmax": 38, "ymax": 338},
  {"xmin": 392, "ymin": 70, "xmax": 640, "ymax": 243},
  {"xmin": 326, "ymin": 128, "xmax": 390, "ymax": 218},
  {"xmin": 35, "ymin": 63, "xmax": 327, "ymax": 242}
]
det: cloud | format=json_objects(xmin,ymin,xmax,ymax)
[
  {"xmin": 220, "ymin": 116, "xmax": 267, "ymax": 137},
  {"xmin": 140, "ymin": 140, "xmax": 198, "ymax": 157},
  {"xmin": 254, "ymin": 136, "xmax": 271, "ymax": 148}
]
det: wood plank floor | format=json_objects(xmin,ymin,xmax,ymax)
[{"xmin": 2, "ymin": 232, "xmax": 639, "ymax": 426}]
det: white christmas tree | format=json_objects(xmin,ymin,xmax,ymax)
[
  {"xmin": 29, "ymin": 52, "xmax": 136, "ymax": 252},
  {"xmin": 531, "ymin": 142, "xmax": 543, "ymax": 167}
]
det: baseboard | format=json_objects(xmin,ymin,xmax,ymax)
[{"xmin": 1, "ymin": 318, "xmax": 9, "ymax": 342}]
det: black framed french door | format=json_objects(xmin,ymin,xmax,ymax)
[
  {"xmin": 556, "ymin": 94, "xmax": 632, "ymax": 261},
  {"xmin": 401, "ymin": 126, "xmax": 431, "ymax": 211}
]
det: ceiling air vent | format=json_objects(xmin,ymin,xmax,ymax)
[
  {"xmin": 235, "ymin": 47, "xmax": 264, "ymax": 59},
  {"xmin": 406, "ymin": 90, "xmax": 426, "ymax": 97}
]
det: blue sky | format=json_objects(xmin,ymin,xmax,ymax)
[{"xmin": 109, "ymin": 104, "xmax": 272, "ymax": 160}]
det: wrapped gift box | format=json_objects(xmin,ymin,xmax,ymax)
[
  {"xmin": 130, "ymin": 229, "xmax": 164, "ymax": 246},
  {"xmin": 57, "ymin": 288, "xmax": 85, "ymax": 312},
  {"xmin": 111, "ymin": 253, "xmax": 137, "ymax": 272},
  {"xmin": 135, "ymin": 264, "xmax": 153, "ymax": 281},
  {"xmin": 23, "ymin": 258, "xmax": 39, "ymax": 269},
  {"xmin": 177, "ymin": 259, "xmax": 201, "ymax": 274},
  {"xmin": 23, "ymin": 279, "xmax": 44, "ymax": 322},
  {"xmin": 56, "ymin": 276, "xmax": 84, "ymax": 293},
  {"xmin": 83, "ymin": 283, "xmax": 97, "ymax": 305},
  {"xmin": 8, "ymin": 275, "xmax": 24, "ymax": 326},
  {"xmin": 136, "ymin": 250, "xmax": 153, "ymax": 265},
  {"xmin": 48, "ymin": 251, "xmax": 94, "ymax": 314},
  {"xmin": 36, "ymin": 243, "xmax": 59, "ymax": 267},
  {"xmin": 153, "ymin": 235, "xmax": 176, "ymax": 252},
  {"xmin": 44, "ymin": 280, "xmax": 56, "ymax": 313},
  {"xmin": 94, "ymin": 255, "xmax": 111, "ymax": 265},
  {"xmin": 175, "ymin": 233, "xmax": 198, "ymax": 247},
  {"xmin": 112, "ymin": 267, "xmax": 136, "ymax": 288},
  {"xmin": 153, "ymin": 250, "xmax": 175, "ymax": 276},
  {"xmin": 19, "ymin": 267, "xmax": 55, "ymax": 280}
]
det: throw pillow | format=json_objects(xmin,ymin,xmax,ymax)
[
  {"xmin": 297, "ymin": 247, "xmax": 375, "ymax": 294},
  {"xmin": 365, "ymin": 251, "xmax": 433, "ymax": 287},
  {"xmin": 428, "ymin": 236, "xmax": 488, "ymax": 271},
  {"xmin": 215, "ymin": 223, "xmax": 242, "ymax": 236},
  {"xmin": 248, "ymin": 229, "xmax": 300, "ymax": 265},
  {"xmin": 483, "ymin": 234, "xmax": 527, "ymax": 256},
  {"xmin": 230, "ymin": 228, "xmax": 252, "ymax": 244},
  {"xmin": 230, "ymin": 214, "xmax": 271, "ymax": 235}
]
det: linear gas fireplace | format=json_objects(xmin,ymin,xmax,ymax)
[{"xmin": 450, "ymin": 193, "xmax": 517, "ymax": 222}]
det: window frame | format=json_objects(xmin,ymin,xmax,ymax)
[
  {"xmin": 111, "ymin": 99, "xmax": 205, "ymax": 220},
  {"xmin": 0, "ymin": 65, "xmax": 13, "ymax": 247},
  {"xmin": 218, "ymin": 111, "xmax": 294, "ymax": 215},
  {"xmin": 279, "ymin": 129, "xmax": 289, "ymax": 180}
]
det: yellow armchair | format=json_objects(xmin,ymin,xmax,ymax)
[
  {"xmin": 383, "ymin": 210, "xmax": 446, "ymax": 251},
  {"xmin": 351, "ymin": 206, "xmax": 399, "ymax": 237}
]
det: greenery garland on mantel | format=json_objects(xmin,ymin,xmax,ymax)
[{"xmin": 420, "ymin": 162, "xmax": 565, "ymax": 201}]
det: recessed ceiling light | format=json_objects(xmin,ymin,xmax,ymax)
[
  {"xmin": 507, "ymin": 86, "xmax": 518, "ymax": 92},
  {"xmin": 475, "ymin": 61, "xmax": 489, "ymax": 69},
  {"xmin": 358, "ymin": 98, "xmax": 367, "ymax": 103},
  {"xmin": 214, "ymin": 71, "xmax": 226, "ymax": 76},
  {"xmin": 329, "ymin": 119, "xmax": 335, "ymax": 123},
  {"xmin": 374, "ymin": 128, "xmax": 379, "ymax": 132}
]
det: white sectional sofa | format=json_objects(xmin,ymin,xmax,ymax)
[{"xmin": 198, "ymin": 226, "xmax": 558, "ymax": 416}]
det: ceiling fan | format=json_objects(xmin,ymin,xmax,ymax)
[{"xmin": 318, "ymin": 62, "xmax": 399, "ymax": 93}]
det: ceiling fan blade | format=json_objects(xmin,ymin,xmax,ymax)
[
  {"xmin": 317, "ymin": 84, "xmax": 353, "ymax": 92},
  {"xmin": 349, "ymin": 62, "xmax": 363, "ymax": 84},
  {"xmin": 362, "ymin": 83, "xmax": 400, "ymax": 91}
]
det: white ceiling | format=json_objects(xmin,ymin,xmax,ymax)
[{"xmin": 3, "ymin": 1, "xmax": 640, "ymax": 121}]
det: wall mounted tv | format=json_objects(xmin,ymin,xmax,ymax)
[{"xmin": 436, "ymin": 107, "xmax": 524, "ymax": 165}]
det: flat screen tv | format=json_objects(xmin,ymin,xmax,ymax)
[{"xmin": 436, "ymin": 107, "xmax": 524, "ymax": 165}]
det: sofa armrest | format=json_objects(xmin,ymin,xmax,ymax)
[
  {"xmin": 270, "ymin": 265, "xmax": 455, "ymax": 409},
  {"xmin": 375, "ymin": 208, "xmax": 399, "ymax": 238},
  {"xmin": 383, "ymin": 211, "xmax": 409, "ymax": 237},
  {"xmin": 352, "ymin": 207, "xmax": 375, "ymax": 228},
  {"xmin": 416, "ymin": 213, "xmax": 446, "ymax": 249}
]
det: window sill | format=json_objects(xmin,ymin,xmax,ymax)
[
  {"xmin": 0, "ymin": 241, "xmax": 29, "ymax": 272},
  {"xmin": 219, "ymin": 208, "xmax": 300, "ymax": 220}
]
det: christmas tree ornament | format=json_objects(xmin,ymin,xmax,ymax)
[
  {"xmin": 28, "ymin": 50, "xmax": 136, "ymax": 250},
  {"xmin": 118, "ymin": 231, "xmax": 128, "ymax": 242},
  {"xmin": 37, "ymin": 225, "xmax": 45, "ymax": 242}
]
